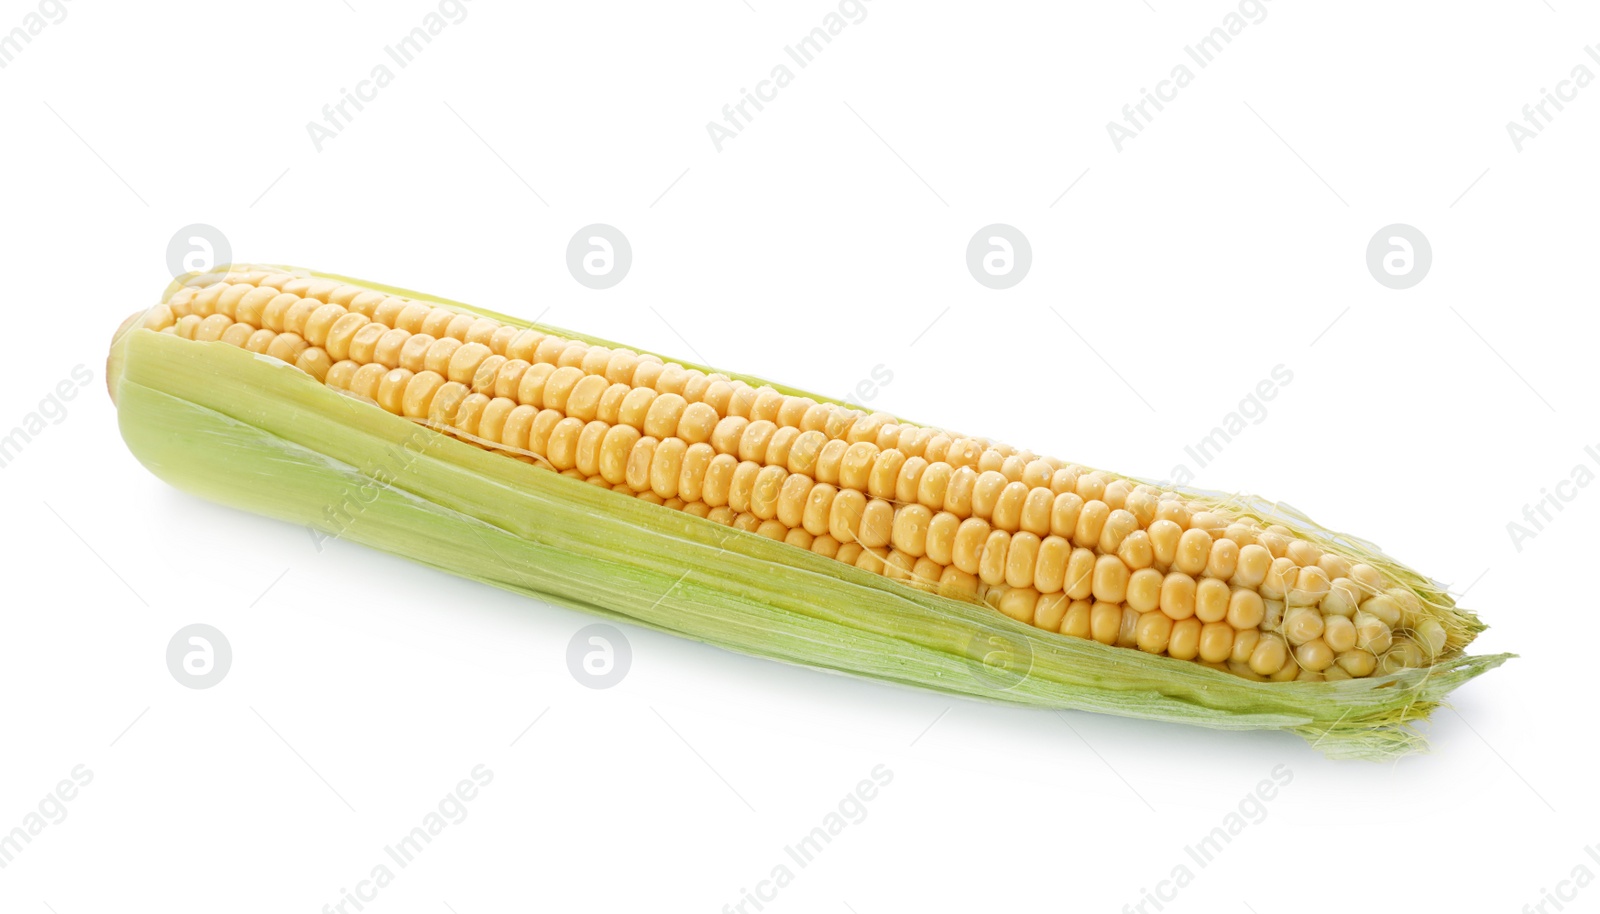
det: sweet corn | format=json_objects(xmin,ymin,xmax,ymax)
[{"xmin": 108, "ymin": 265, "xmax": 1511, "ymax": 758}]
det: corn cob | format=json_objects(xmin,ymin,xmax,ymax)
[{"xmin": 108, "ymin": 265, "xmax": 1509, "ymax": 757}]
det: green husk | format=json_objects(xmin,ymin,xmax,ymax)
[{"xmin": 110, "ymin": 267, "xmax": 1511, "ymax": 759}]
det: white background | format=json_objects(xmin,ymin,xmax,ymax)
[{"xmin": 2, "ymin": 1, "xmax": 1595, "ymax": 912}]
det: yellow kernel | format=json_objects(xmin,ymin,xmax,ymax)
[
  {"xmin": 978, "ymin": 529, "xmax": 1011, "ymax": 586},
  {"xmin": 1063, "ymin": 547, "xmax": 1096, "ymax": 601},
  {"xmin": 1259, "ymin": 531, "xmax": 1289, "ymax": 558},
  {"xmin": 448, "ymin": 342, "xmax": 495, "ymax": 386},
  {"xmin": 650, "ymin": 438, "xmax": 689, "ymax": 500},
  {"xmin": 1153, "ymin": 498, "xmax": 1190, "ymax": 527},
  {"xmin": 266, "ymin": 331, "xmax": 308, "ymax": 364},
  {"xmin": 1387, "ymin": 587, "xmax": 1424, "ymax": 626},
  {"xmin": 1231, "ymin": 544, "xmax": 1272, "ymax": 588},
  {"xmin": 1198, "ymin": 622, "xmax": 1234, "ymax": 663},
  {"xmin": 1049, "ymin": 467, "xmax": 1080, "ymax": 496},
  {"xmin": 565, "ymin": 374, "xmax": 609, "ymax": 421},
  {"xmin": 1091, "ymin": 555, "xmax": 1130, "ymax": 603},
  {"xmin": 1006, "ymin": 531, "xmax": 1041, "ymax": 589},
  {"xmin": 943, "ymin": 466, "xmax": 979, "ymax": 518},
  {"xmin": 1089, "ymin": 601, "xmax": 1121, "ymax": 645},
  {"xmin": 1416, "ymin": 619, "xmax": 1448, "ymax": 658},
  {"xmin": 1194, "ymin": 577, "xmax": 1230, "ymax": 623},
  {"xmin": 971, "ymin": 470, "xmax": 1009, "ymax": 519},
  {"xmin": 1124, "ymin": 610, "xmax": 1151, "ymax": 651},
  {"xmin": 1286, "ymin": 539, "xmax": 1322, "ymax": 567},
  {"xmin": 1337, "ymin": 649, "xmax": 1377, "ymax": 678},
  {"xmin": 677, "ymin": 442, "xmax": 716, "ymax": 502},
  {"xmin": 1360, "ymin": 594, "xmax": 1402, "ymax": 627},
  {"xmin": 726, "ymin": 460, "xmax": 761, "ymax": 514},
  {"xmin": 1126, "ymin": 568, "xmax": 1163, "ymax": 613},
  {"xmin": 925, "ymin": 511, "xmax": 961, "ymax": 567},
  {"xmin": 774, "ymin": 473, "xmax": 812, "ymax": 529},
  {"xmin": 644, "ymin": 392, "xmax": 688, "ymax": 439},
  {"xmin": 1381, "ymin": 639, "xmax": 1427, "ymax": 674},
  {"xmin": 989, "ymin": 481, "xmax": 1029, "ymax": 533},
  {"xmin": 1204, "ymin": 538, "xmax": 1239, "ymax": 580},
  {"xmin": 1172, "ymin": 528, "xmax": 1212, "ymax": 576},
  {"xmin": 621, "ymin": 388, "xmax": 660, "ymax": 431},
  {"xmin": 1060, "ymin": 599, "xmax": 1093, "ymax": 638},
  {"xmin": 1159, "ymin": 572, "xmax": 1197, "ymax": 620},
  {"xmin": 262, "ymin": 293, "xmax": 301, "ymax": 333},
  {"xmin": 478, "ymin": 397, "xmax": 519, "ymax": 447},
  {"xmin": 195, "ymin": 313, "xmax": 231, "ymax": 342},
  {"xmin": 1323, "ymin": 614, "xmax": 1357, "ymax": 653},
  {"xmin": 1231, "ymin": 629, "xmax": 1260, "ymax": 665},
  {"xmin": 242, "ymin": 327, "xmax": 274, "ymax": 353},
  {"xmin": 623, "ymin": 436, "xmax": 658, "ymax": 491},
  {"xmin": 1117, "ymin": 530, "xmax": 1153, "ymax": 571},
  {"xmin": 784, "ymin": 477, "xmax": 829, "ymax": 533},
  {"xmin": 1322, "ymin": 578, "xmax": 1362, "ymax": 617},
  {"xmin": 1102, "ymin": 479, "xmax": 1131, "ymax": 511},
  {"xmin": 424, "ymin": 337, "xmax": 464, "ymax": 376},
  {"xmin": 992, "ymin": 586, "xmax": 1038, "ymax": 623},
  {"xmin": 1049, "ymin": 492, "xmax": 1084, "ymax": 539},
  {"xmin": 1148, "ymin": 519, "xmax": 1182, "ymax": 571},
  {"xmin": 1135, "ymin": 611, "xmax": 1173, "ymax": 653},
  {"xmin": 1097, "ymin": 508, "xmax": 1139, "ymax": 554},
  {"xmin": 1032, "ymin": 593, "xmax": 1068, "ymax": 630},
  {"xmin": 1318, "ymin": 553, "xmax": 1352, "ymax": 579},
  {"xmin": 1282, "ymin": 607, "xmax": 1325, "ymax": 645},
  {"xmin": 952, "ymin": 518, "xmax": 990, "ymax": 575},
  {"xmin": 828, "ymin": 489, "xmax": 867, "ymax": 544},
  {"xmin": 1248, "ymin": 633, "xmax": 1289, "ymax": 676},
  {"xmin": 937, "ymin": 566, "xmax": 979, "ymax": 600},
  {"xmin": 1168, "ymin": 618, "xmax": 1202, "ymax": 660},
  {"xmin": 867, "ymin": 449, "xmax": 907, "ymax": 501},
  {"xmin": 1223, "ymin": 523, "xmax": 1259, "ymax": 547},
  {"xmin": 540, "ymin": 365, "xmax": 585, "ymax": 413},
  {"xmin": 1260, "ymin": 556, "xmax": 1297, "ymax": 600},
  {"xmin": 1075, "ymin": 473, "xmax": 1106, "ymax": 502},
  {"xmin": 1125, "ymin": 489, "xmax": 1158, "ymax": 528},
  {"xmin": 838, "ymin": 441, "xmax": 880, "ymax": 491},
  {"xmin": 748, "ymin": 464, "xmax": 787, "ymax": 520},
  {"xmin": 295, "ymin": 347, "xmax": 332, "ymax": 383},
  {"xmin": 502, "ymin": 404, "xmax": 538, "ymax": 452},
  {"xmin": 220, "ymin": 322, "xmax": 254, "ymax": 348},
  {"xmin": 1349, "ymin": 563, "xmax": 1384, "ymax": 594},
  {"xmin": 1226, "ymin": 589, "xmax": 1265, "ymax": 629},
  {"xmin": 857, "ymin": 498, "xmax": 894, "ymax": 549},
  {"xmin": 1073, "ymin": 500, "xmax": 1110, "ymax": 550},
  {"xmin": 1354, "ymin": 612, "xmax": 1392, "ymax": 654},
  {"xmin": 1288, "ymin": 566, "xmax": 1331, "ymax": 606}
]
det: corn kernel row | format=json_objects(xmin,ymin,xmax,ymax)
[{"xmin": 151, "ymin": 270, "xmax": 1445, "ymax": 680}]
